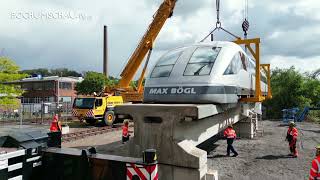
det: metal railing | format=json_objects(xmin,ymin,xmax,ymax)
[{"xmin": 0, "ymin": 102, "xmax": 73, "ymax": 125}]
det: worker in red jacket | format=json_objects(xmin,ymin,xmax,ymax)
[
  {"xmin": 286, "ymin": 121, "xmax": 298, "ymax": 157},
  {"xmin": 122, "ymin": 120, "xmax": 131, "ymax": 144},
  {"xmin": 50, "ymin": 114, "xmax": 61, "ymax": 132},
  {"xmin": 309, "ymin": 145, "xmax": 320, "ymax": 180},
  {"xmin": 224, "ymin": 125, "xmax": 238, "ymax": 157}
]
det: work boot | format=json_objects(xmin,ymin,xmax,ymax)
[{"xmin": 232, "ymin": 153, "xmax": 238, "ymax": 157}]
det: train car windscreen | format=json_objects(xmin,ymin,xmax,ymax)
[
  {"xmin": 184, "ymin": 47, "xmax": 221, "ymax": 76},
  {"xmin": 150, "ymin": 48, "xmax": 185, "ymax": 78}
]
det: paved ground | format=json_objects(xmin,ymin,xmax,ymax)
[{"xmin": 208, "ymin": 120, "xmax": 320, "ymax": 180}]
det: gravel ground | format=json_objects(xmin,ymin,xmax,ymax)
[
  {"xmin": 62, "ymin": 120, "xmax": 319, "ymax": 180},
  {"xmin": 208, "ymin": 120, "xmax": 320, "ymax": 180}
]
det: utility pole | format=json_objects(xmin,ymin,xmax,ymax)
[{"xmin": 103, "ymin": 25, "xmax": 109, "ymax": 78}]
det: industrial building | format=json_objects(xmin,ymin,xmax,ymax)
[{"xmin": 9, "ymin": 76, "xmax": 83, "ymax": 104}]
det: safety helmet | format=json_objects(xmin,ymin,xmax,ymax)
[
  {"xmin": 316, "ymin": 145, "xmax": 320, "ymax": 156},
  {"xmin": 123, "ymin": 119, "xmax": 129, "ymax": 125},
  {"xmin": 289, "ymin": 121, "xmax": 295, "ymax": 127}
]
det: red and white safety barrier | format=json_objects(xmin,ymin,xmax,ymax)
[
  {"xmin": 85, "ymin": 110, "xmax": 95, "ymax": 118},
  {"xmin": 126, "ymin": 163, "xmax": 158, "ymax": 180},
  {"xmin": 71, "ymin": 109, "xmax": 78, "ymax": 117}
]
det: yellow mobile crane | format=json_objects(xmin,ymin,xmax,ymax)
[{"xmin": 72, "ymin": 0, "xmax": 177, "ymax": 125}]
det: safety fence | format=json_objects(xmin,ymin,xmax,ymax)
[{"xmin": 0, "ymin": 102, "xmax": 73, "ymax": 124}]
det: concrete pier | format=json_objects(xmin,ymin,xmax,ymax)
[{"xmin": 116, "ymin": 103, "xmax": 254, "ymax": 180}]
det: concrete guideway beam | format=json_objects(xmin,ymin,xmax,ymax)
[{"xmin": 115, "ymin": 103, "xmax": 251, "ymax": 179}]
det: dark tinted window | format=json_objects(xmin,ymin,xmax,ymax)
[
  {"xmin": 240, "ymin": 53, "xmax": 248, "ymax": 71},
  {"xmin": 73, "ymin": 98, "xmax": 95, "ymax": 109},
  {"xmin": 95, "ymin": 99, "xmax": 103, "ymax": 107},
  {"xmin": 44, "ymin": 82, "xmax": 54, "ymax": 90},
  {"xmin": 59, "ymin": 82, "xmax": 72, "ymax": 89}
]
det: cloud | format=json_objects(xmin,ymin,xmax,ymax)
[
  {"xmin": 0, "ymin": 0, "xmax": 319, "ymax": 79},
  {"xmin": 267, "ymin": 55, "xmax": 320, "ymax": 73}
]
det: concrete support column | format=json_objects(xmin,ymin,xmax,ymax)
[
  {"xmin": 234, "ymin": 117, "xmax": 254, "ymax": 139},
  {"xmin": 116, "ymin": 104, "xmax": 241, "ymax": 180}
]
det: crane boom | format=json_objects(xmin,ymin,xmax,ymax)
[{"xmin": 118, "ymin": 0, "xmax": 177, "ymax": 88}]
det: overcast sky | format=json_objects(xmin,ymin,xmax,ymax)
[{"xmin": 0, "ymin": 0, "xmax": 319, "ymax": 78}]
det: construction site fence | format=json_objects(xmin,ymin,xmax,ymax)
[{"xmin": 0, "ymin": 102, "xmax": 73, "ymax": 124}]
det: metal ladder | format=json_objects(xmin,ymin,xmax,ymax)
[{"xmin": 249, "ymin": 110, "xmax": 264, "ymax": 137}]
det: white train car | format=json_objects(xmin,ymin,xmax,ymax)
[{"xmin": 143, "ymin": 41, "xmax": 268, "ymax": 104}]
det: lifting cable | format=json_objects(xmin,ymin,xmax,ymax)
[
  {"xmin": 200, "ymin": 0, "xmax": 240, "ymax": 42},
  {"xmin": 242, "ymin": 0, "xmax": 249, "ymax": 39}
]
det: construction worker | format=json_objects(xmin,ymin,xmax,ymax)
[
  {"xmin": 309, "ymin": 145, "xmax": 320, "ymax": 180},
  {"xmin": 223, "ymin": 125, "xmax": 238, "ymax": 157},
  {"xmin": 50, "ymin": 114, "xmax": 62, "ymax": 132},
  {"xmin": 122, "ymin": 120, "xmax": 131, "ymax": 144},
  {"xmin": 286, "ymin": 121, "xmax": 298, "ymax": 157}
]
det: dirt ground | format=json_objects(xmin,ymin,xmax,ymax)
[{"xmin": 62, "ymin": 120, "xmax": 319, "ymax": 180}]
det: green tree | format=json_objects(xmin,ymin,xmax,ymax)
[
  {"xmin": 20, "ymin": 68, "xmax": 82, "ymax": 77},
  {"xmin": 263, "ymin": 66, "xmax": 320, "ymax": 119},
  {"xmin": 0, "ymin": 57, "xmax": 27, "ymax": 108},
  {"xmin": 20, "ymin": 68, "xmax": 50, "ymax": 76},
  {"xmin": 50, "ymin": 68, "xmax": 82, "ymax": 77},
  {"xmin": 75, "ymin": 72, "xmax": 108, "ymax": 95}
]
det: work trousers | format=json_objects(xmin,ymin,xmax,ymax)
[
  {"xmin": 289, "ymin": 138, "xmax": 297, "ymax": 155},
  {"xmin": 227, "ymin": 138, "xmax": 238, "ymax": 155},
  {"xmin": 122, "ymin": 136, "xmax": 129, "ymax": 143}
]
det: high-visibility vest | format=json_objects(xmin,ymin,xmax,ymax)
[
  {"xmin": 50, "ymin": 115, "xmax": 61, "ymax": 132},
  {"xmin": 287, "ymin": 127, "xmax": 298, "ymax": 138},
  {"xmin": 122, "ymin": 126, "xmax": 129, "ymax": 137},
  {"xmin": 309, "ymin": 156, "xmax": 320, "ymax": 180},
  {"xmin": 224, "ymin": 128, "xmax": 236, "ymax": 139}
]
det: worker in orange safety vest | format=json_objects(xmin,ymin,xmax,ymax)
[
  {"xmin": 309, "ymin": 145, "xmax": 320, "ymax": 180},
  {"xmin": 50, "ymin": 114, "xmax": 62, "ymax": 132},
  {"xmin": 223, "ymin": 125, "xmax": 238, "ymax": 157},
  {"xmin": 286, "ymin": 121, "xmax": 298, "ymax": 157},
  {"xmin": 122, "ymin": 120, "xmax": 131, "ymax": 144}
]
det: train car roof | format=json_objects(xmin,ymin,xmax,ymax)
[{"xmin": 170, "ymin": 41, "xmax": 241, "ymax": 50}]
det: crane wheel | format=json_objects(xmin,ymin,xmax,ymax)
[{"xmin": 104, "ymin": 111, "xmax": 115, "ymax": 126}]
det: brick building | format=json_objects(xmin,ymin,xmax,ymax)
[{"xmin": 10, "ymin": 76, "xmax": 83, "ymax": 104}]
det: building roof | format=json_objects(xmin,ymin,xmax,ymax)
[{"xmin": 7, "ymin": 76, "xmax": 83, "ymax": 84}]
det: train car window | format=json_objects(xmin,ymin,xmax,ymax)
[
  {"xmin": 95, "ymin": 99, "xmax": 103, "ymax": 107},
  {"xmin": 261, "ymin": 72, "xmax": 267, "ymax": 83},
  {"xmin": 150, "ymin": 48, "xmax": 185, "ymax": 78},
  {"xmin": 151, "ymin": 66, "xmax": 174, "ymax": 78},
  {"xmin": 184, "ymin": 47, "xmax": 221, "ymax": 76},
  {"xmin": 248, "ymin": 60, "xmax": 256, "ymax": 75},
  {"xmin": 224, "ymin": 53, "xmax": 243, "ymax": 75},
  {"xmin": 240, "ymin": 52, "xmax": 248, "ymax": 71}
]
